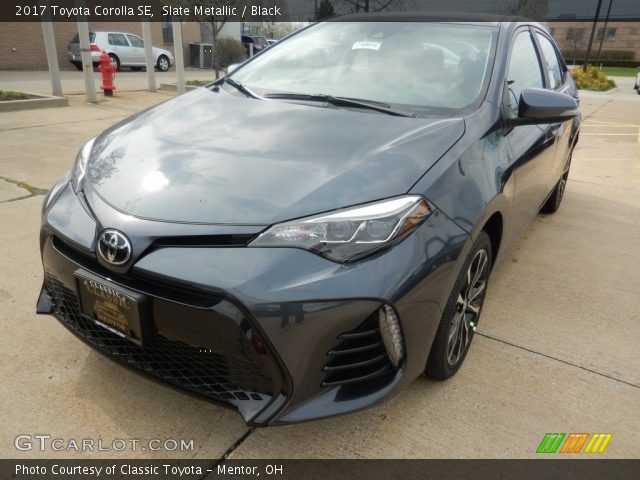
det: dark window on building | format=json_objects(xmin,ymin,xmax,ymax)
[
  {"xmin": 162, "ymin": 16, "xmax": 174, "ymax": 44},
  {"xmin": 566, "ymin": 28, "xmax": 585, "ymax": 41},
  {"xmin": 597, "ymin": 28, "xmax": 617, "ymax": 42}
]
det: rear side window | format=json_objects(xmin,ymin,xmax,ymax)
[
  {"xmin": 535, "ymin": 32, "xmax": 563, "ymax": 89},
  {"xmin": 108, "ymin": 33, "xmax": 129, "ymax": 47},
  {"xmin": 127, "ymin": 35, "xmax": 144, "ymax": 48},
  {"xmin": 506, "ymin": 30, "xmax": 543, "ymax": 116},
  {"xmin": 71, "ymin": 33, "xmax": 96, "ymax": 43}
]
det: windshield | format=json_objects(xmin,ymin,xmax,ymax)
[{"xmin": 231, "ymin": 22, "xmax": 498, "ymax": 114}]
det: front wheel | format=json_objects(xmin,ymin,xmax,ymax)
[{"xmin": 426, "ymin": 232, "xmax": 492, "ymax": 380}]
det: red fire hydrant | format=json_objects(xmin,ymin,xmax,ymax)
[{"xmin": 98, "ymin": 51, "xmax": 116, "ymax": 97}]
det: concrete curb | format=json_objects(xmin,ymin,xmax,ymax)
[{"xmin": 0, "ymin": 92, "xmax": 68, "ymax": 112}]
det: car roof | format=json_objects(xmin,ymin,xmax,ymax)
[{"xmin": 93, "ymin": 31, "xmax": 139, "ymax": 35}]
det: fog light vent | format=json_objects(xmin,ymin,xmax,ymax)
[{"xmin": 378, "ymin": 305, "xmax": 404, "ymax": 368}]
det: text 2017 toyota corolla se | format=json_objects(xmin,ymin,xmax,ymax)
[{"xmin": 37, "ymin": 15, "xmax": 580, "ymax": 425}]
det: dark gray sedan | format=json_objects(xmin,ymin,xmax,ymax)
[{"xmin": 38, "ymin": 14, "xmax": 580, "ymax": 425}]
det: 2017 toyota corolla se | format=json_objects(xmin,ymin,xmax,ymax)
[{"xmin": 37, "ymin": 15, "xmax": 580, "ymax": 425}]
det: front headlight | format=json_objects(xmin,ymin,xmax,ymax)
[
  {"xmin": 71, "ymin": 137, "xmax": 95, "ymax": 192},
  {"xmin": 249, "ymin": 196, "xmax": 431, "ymax": 262}
]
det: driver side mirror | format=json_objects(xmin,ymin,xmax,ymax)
[{"xmin": 509, "ymin": 88, "xmax": 579, "ymax": 126}]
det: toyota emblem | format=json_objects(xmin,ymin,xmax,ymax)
[{"xmin": 97, "ymin": 229, "xmax": 132, "ymax": 266}]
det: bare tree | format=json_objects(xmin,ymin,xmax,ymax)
[
  {"xmin": 262, "ymin": 23, "xmax": 295, "ymax": 39},
  {"xmin": 316, "ymin": 0, "xmax": 336, "ymax": 20},
  {"xmin": 341, "ymin": 0, "xmax": 406, "ymax": 14},
  {"xmin": 496, "ymin": 0, "xmax": 549, "ymax": 21},
  {"xmin": 515, "ymin": 0, "xmax": 549, "ymax": 21},
  {"xmin": 163, "ymin": 0, "xmax": 285, "ymax": 79}
]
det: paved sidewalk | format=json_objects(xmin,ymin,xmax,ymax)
[
  {"xmin": 0, "ymin": 69, "xmax": 218, "ymax": 96},
  {"xmin": 0, "ymin": 91, "xmax": 638, "ymax": 460}
]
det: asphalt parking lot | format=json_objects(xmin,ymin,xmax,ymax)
[{"xmin": 1, "ymin": 80, "xmax": 639, "ymax": 460}]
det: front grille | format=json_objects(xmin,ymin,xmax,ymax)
[
  {"xmin": 45, "ymin": 273, "xmax": 272, "ymax": 405},
  {"xmin": 322, "ymin": 312, "xmax": 394, "ymax": 387}
]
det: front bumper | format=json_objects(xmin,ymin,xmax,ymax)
[{"xmin": 38, "ymin": 182, "xmax": 470, "ymax": 425}]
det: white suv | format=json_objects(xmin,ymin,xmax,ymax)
[{"xmin": 68, "ymin": 31, "xmax": 174, "ymax": 72}]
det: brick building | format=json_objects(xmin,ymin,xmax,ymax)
[
  {"xmin": 547, "ymin": 21, "xmax": 639, "ymax": 65},
  {"xmin": 0, "ymin": 21, "xmax": 241, "ymax": 70}
]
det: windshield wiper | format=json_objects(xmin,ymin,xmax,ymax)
[
  {"xmin": 217, "ymin": 77, "xmax": 263, "ymax": 99},
  {"xmin": 263, "ymin": 93, "xmax": 415, "ymax": 117}
]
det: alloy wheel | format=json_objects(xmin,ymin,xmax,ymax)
[{"xmin": 446, "ymin": 248, "xmax": 489, "ymax": 365}]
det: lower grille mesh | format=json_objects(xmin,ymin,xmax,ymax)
[{"xmin": 45, "ymin": 273, "xmax": 271, "ymax": 404}]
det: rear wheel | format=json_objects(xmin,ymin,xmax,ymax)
[
  {"xmin": 426, "ymin": 232, "xmax": 492, "ymax": 380},
  {"xmin": 541, "ymin": 153, "xmax": 572, "ymax": 214},
  {"xmin": 156, "ymin": 55, "xmax": 170, "ymax": 72},
  {"xmin": 108, "ymin": 54, "xmax": 120, "ymax": 72},
  {"xmin": 71, "ymin": 61, "xmax": 82, "ymax": 71}
]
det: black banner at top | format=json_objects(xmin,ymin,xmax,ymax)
[{"xmin": 2, "ymin": 0, "xmax": 640, "ymax": 23}]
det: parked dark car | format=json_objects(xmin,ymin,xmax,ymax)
[
  {"xmin": 241, "ymin": 34, "xmax": 269, "ymax": 55},
  {"xmin": 38, "ymin": 14, "xmax": 580, "ymax": 426},
  {"xmin": 67, "ymin": 31, "xmax": 173, "ymax": 71}
]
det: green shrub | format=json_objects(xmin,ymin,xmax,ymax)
[
  {"xmin": 571, "ymin": 65, "xmax": 616, "ymax": 91},
  {"xmin": 214, "ymin": 37, "xmax": 247, "ymax": 69},
  {"xmin": 186, "ymin": 80, "xmax": 210, "ymax": 87}
]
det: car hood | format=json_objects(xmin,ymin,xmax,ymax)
[{"xmin": 87, "ymin": 88, "xmax": 465, "ymax": 225}]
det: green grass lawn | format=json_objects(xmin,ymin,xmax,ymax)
[
  {"xmin": 599, "ymin": 67, "xmax": 639, "ymax": 77},
  {"xmin": 0, "ymin": 90, "xmax": 31, "ymax": 101}
]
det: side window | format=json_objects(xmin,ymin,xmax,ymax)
[
  {"xmin": 108, "ymin": 33, "xmax": 129, "ymax": 47},
  {"xmin": 506, "ymin": 31, "xmax": 543, "ymax": 116},
  {"xmin": 127, "ymin": 35, "xmax": 144, "ymax": 48},
  {"xmin": 536, "ymin": 32, "xmax": 563, "ymax": 89}
]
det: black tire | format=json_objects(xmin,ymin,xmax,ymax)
[
  {"xmin": 426, "ymin": 231, "xmax": 493, "ymax": 380},
  {"xmin": 108, "ymin": 54, "xmax": 120, "ymax": 72},
  {"xmin": 72, "ymin": 61, "xmax": 83, "ymax": 71},
  {"xmin": 156, "ymin": 55, "xmax": 170, "ymax": 72},
  {"xmin": 540, "ymin": 153, "xmax": 572, "ymax": 214}
]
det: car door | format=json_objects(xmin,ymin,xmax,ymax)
[
  {"xmin": 107, "ymin": 33, "xmax": 132, "ymax": 65},
  {"xmin": 503, "ymin": 28, "xmax": 559, "ymax": 244},
  {"xmin": 126, "ymin": 34, "xmax": 145, "ymax": 65},
  {"xmin": 533, "ymin": 29, "xmax": 576, "ymax": 191}
]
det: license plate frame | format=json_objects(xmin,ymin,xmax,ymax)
[{"xmin": 75, "ymin": 269, "xmax": 147, "ymax": 346}]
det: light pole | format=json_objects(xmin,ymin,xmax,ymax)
[
  {"xmin": 596, "ymin": 0, "xmax": 614, "ymax": 64},
  {"xmin": 583, "ymin": 0, "xmax": 604, "ymax": 71}
]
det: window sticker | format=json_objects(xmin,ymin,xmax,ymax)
[{"xmin": 352, "ymin": 41, "xmax": 382, "ymax": 51}]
